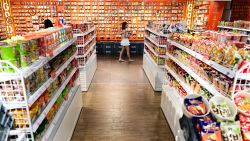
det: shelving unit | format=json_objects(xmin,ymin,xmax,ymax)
[
  {"xmin": 192, "ymin": 0, "xmax": 209, "ymax": 30},
  {"xmin": 167, "ymin": 39, "xmax": 250, "ymax": 99},
  {"xmin": 0, "ymin": 4, "xmax": 7, "ymax": 40},
  {"xmin": 9, "ymin": 0, "xmax": 187, "ymax": 41},
  {"xmin": 0, "ymin": 37, "xmax": 82, "ymax": 141},
  {"xmin": 218, "ymin": 25, "xmax": 250, "ymax": 42},
  {"xmin": 143, "ymin": 27, "xmax": 168, "ymax": 91},
  {"xmin": 73, "ymin": 23, "xmax": 97, "ymax": 91},
  {"xmin": 161, "ymin": 34, "xmax": 250, "ymax": 140}
]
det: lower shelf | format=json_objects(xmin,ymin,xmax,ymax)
[
  {"xmin": 142, "ymin": 53, "xmax": 164, "ymax": 91},
  {"xmin": 79, "ymin": 53, "xmax": 97, "ymax": 91},
  {"xmin": 41, "ymin": 85, "xmax": 82, "ymax": 141}
]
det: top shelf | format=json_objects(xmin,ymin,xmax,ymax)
[
  {"xmin": 218, "ymin": 25, "xmax": 250, "ymax": 32},
  {"xmin": 73, "ymin": 27, "xmax": 95, "ymax": 37},
  {"xmin": 168, "ymin": 39, "xmax": 236, "ymax": 78},
  {"xmin": 0, "ymin": 38, "xmax": 76, "ymax": 80},
  {"xmin": 146, "ymin": 27, "xmax": 169, "ymax": 37}
]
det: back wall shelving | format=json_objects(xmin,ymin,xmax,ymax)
[{"xmin": 10, "ymin": 0, "xmax": 187, "ymax": 41}]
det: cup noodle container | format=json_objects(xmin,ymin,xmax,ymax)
[
  {"xmin": 209, "ymin": 95, "xmax": 237, "ymax": 122},
  {"xmin": 234, "ymin": 91, "xmax": 250, "ymax": 117},
  {"xmin": 182, "ymin": 94, "xmax": 211, "ymax": 118}
]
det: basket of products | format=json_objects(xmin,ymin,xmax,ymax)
[
  {"xmin": 209, "ymin": 95, "xmax": 237, "ymax": 122},
  {"xmin": 183, "ymin": 94, "xmax": 210, "ymax": 118},
  {"xmin": 234, "ymin": 91, "xmax": 250, "ymax": 117}
]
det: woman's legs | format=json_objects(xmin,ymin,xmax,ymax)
[
  {"xmin": 125, "ymin": 46, "xmax": 134, "ymax": 61},
  {"xmin": 119, "ymin": 46, "xmax": 125, "ymax": 61}
]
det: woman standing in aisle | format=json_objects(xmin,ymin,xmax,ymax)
[{"xmin": 119, "ymin": 22, "xmax": 134, "ymax": 62}]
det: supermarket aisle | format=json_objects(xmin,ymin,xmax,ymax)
[{"xmin": 71, "ymin": 56, "xmax": 174, "ymax": 141}]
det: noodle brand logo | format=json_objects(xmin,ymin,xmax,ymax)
[
  {"xmin": 2, "ymin": 0, "xmax": 14, "ymax": 36},
  {"xmin": 186, "ymin": 1, "xmax": 193, "ymax": 29}
]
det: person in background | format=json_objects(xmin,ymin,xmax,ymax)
[
  {"xmin": 44, "ymin": 19, "xmax": 53, "ymax": 28},
  {"xmin": 119, "ymin": 22, "xmax": 134, "ymax": 62}
]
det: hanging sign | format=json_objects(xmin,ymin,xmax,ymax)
[
  {"xmin": 1, "ymin": 0, "xmax": 15, "ymax": 37},
  {"xmin": 186, "ymin": 0, "xmax": 193, "ymax": 29}
]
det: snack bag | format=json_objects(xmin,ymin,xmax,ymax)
[
  {"xmin": 239, "ymin": 114, "xmax": 250, "ymax": 123},
  {"xmin": 223, "ymin": 46, "xmax": 242, "ymax": 69},
  {"xmin": 213, "ymin": 47, "xmax": 225, "ymax": 64},
  {"xmin": 221, "ymin": 121, "xmax": 243, "ymax": 141},
  {"xmin": 241, "ymin": 123, "xmax": 250, "ymax": 141},
  {"xmin": 201, "ymin": 130, "xmax": 222, "ymax": 141}
]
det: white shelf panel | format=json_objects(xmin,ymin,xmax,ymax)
[
  {"xmin": 168, "ymin": 39, "xmax": 235, "ymax": 78},
  {"xmin": 145, "ymin": 36, "xmax": 166, "ymax": 48},
  {"xmin": 76, "ymin": 34, "xmax": 96, "ymax": 48},
  {"xmin": 28, "ymin": 51, "xmax": 77, "ymax": 106},
  {"xmin": 165, "ymin": 65, "xmax": 193, "ymax": 95},
  {"xmin": 166, "ymin": 52, "xmax": 222, "ymax": 96},
  {"xmin": 143, "ymin": 54, "xmax": 164, "ymax": 91},
  {"xmin": 73, "ymin": 27, "xmax": 95, "ymax": 37},
  {"xmin": 41, "ymin": 85, "xmax": 80, "ymax": 141},
  {"xmin": 80, "ymin": 49, "xmax": 96, "ymax": 68},
  {"xmin": 32, "ymin": 67, "xmax": 77, "ymax": 132},
  {"xmin": 218, "ymin": 25, "xmax": 250, "ymax": 32},
  {"xmin": 79, "ymin": 53, "xmax": 97, "ymax": 91},
  {"xmin": 0, "ymin": 38, "xmax": 76, "ymax": 79},
  {"xmin": 77, "ymin": 41, "xmax": 96, "ymax": 58},
  {"xmin": 146, "ymin": 27, "xmax": 169, "ymax": 37}
]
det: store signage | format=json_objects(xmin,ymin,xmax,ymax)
[
  {"xmin": 186, "ymin": 1, "xmax": 193, "ymax": 29},
  {"xmin": 2, "ymin": 0, "xmax": 15, "ymax": 37}
]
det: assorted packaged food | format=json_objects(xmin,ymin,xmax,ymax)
[
  {"xmin": 181, "ymin": 94, "xmax": 250, "ymax": 141},
  {"xmin": 170, "ymin": 30, "xmax": 249, "ymax": 70},
  {"xmin": 0, "ymin": 26, "xmax": 73, "ymax": 72},
  {"xmin": 145, "ymin": 39, "xmax": 166, "ymax": 55},
  {"xmin": 195, "ymin": 115, "xmax": 222, "ymax": 141},
  {"xmin": 167, "ymin": 46, "xmax": 235, "ymax": 97},
  {"xmin": 0, "ymin": 44, "xmax": 77, "ymax": 103},
  {"xmin": 239, "ymin": 114, "xmax": 250, "ymax": 141},
  {"xmin": 166, "ymin": 59, "xmax": 213, "ymax": 99},
  {"xmin": 8, "ymin": 58, "xmax": 77, "ymax": 130},
  {"xmin": 221, "ymin": 121, "xmax": 243, "ymax": 141},
  {"xmin": 219, "ymin": 21, "xmax": 250, "ymax": 29},
  {"xmin": 145, "ymin": 30, "xmax": 168, "ymax": 45},
  {"xmin": 209, "ymin": 95, "xmax": 237, "ymax": 122},
  {"xmin": 234, "ymin": 92, "xmax": 250, "ymax": 116},
  {"xmin": 70, "ymin": 23, "xmax": 94, "ymax": 34},
  {"xmin": 33, "ymin": 70, "xmax": 79, "ymax": 140},
  {"xmin": 184, "ymin": 96, "xmax": 208, "ymax": 116}
]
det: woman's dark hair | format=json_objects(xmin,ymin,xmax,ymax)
[
  {"xmin": 44, "ymin": 19, "xmax": 53, "ymax": 28},
  {"xmin": 122, "ymin": 22, "xmax": 128, "ymax": 30}
]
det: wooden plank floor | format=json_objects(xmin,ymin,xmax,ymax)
[{"xmin": 71, "ymin": 56, "xmax": 175, "ymax": 141}]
